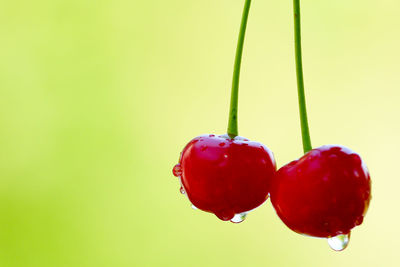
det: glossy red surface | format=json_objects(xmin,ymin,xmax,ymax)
[
  {"xmin": 173, "ymin": 134, "xmax": 276, "ymax": 221},
  {"xmin": 270, "ymin": 145, "xmax": 371, "ymax": 237}
]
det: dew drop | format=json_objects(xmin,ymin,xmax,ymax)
[
  {"xmin": 308, "ymin": 150, "xmax": 320, "ymax": 157},
  {"xmin": 192, "ymin": 139, "xmax": 199, "ymax": 145},
  {"xmin": 351, "ymin": 154, "xmax": 362, "ymax": 165},
  {"xmin": 172, "ymin": 164, "xmax": 182, "ymax": 177},
  {"xmin": 219, "ymin": 142, "xmax": 226, "ymax": 147},
  {"xmin": 215, "ymin": 211, "xmax": 234, "ymax": 221},
  {"xmin": 327, "ymin": 233, "xmax": 350, "ymax": 251},
  {"xmin": 328, "ymin": 154, "xmax": 338, "ymax": 160},
  {"xmin": 180, "ymin": 186, "xmax": 186, "ymax": 194},
  {"xmin": 230, "ymin": 212, "xmax": 247, "ymax": 223},
  {"xmin": 355, "ymin": 216, "xmax": 364, "ymax": 225},
  {"xmin": 209, "ymin": 134, "xmax": 215, "ymax": 137},
  {"xmin": 191, "ymin": 204, "xmax": 198, "ymax": 210}
]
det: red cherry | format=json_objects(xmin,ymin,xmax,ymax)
[
  {"xmin": 173, "ymin": 134, "xmax": 276, "ymax": 222},
  {"xmin": 270, "ymin": 145, "xmax": 371, "ymax": 238}
]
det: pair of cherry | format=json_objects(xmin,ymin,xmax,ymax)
[
  {"xmin": 172, "ymin": 134, "xmax": 371, "ymax": 249},
  {"xmin": 172, "ymin": 0, "xmax": 371, "ymax": 251}
]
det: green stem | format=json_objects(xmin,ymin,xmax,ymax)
[
  {"xmin": 293, "ymin": 0, "xmax": 312, "ymax": 153},
  {"xmin": 227, "ymin": 0, "xmax": 251, "ymax": 138}
]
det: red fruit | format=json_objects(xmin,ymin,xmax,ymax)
[
  {"xmin": 173, "ymin": 134, "xmax": 276, "ymax": 222},
  {"xmin": 270, "ymin": 145, "xmax": 371, "ymax": 238}
]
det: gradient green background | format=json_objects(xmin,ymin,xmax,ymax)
[{"xmin": 0, "ymin": 0, "xmax": 397, "ymax": 266}]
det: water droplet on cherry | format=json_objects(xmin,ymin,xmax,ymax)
[
  {"xmin": 327, "ymin": 233, "xmax": 350, "ymax": 251},
  {"xmin": 180, "ymin": 186, "xmax": 186, "ymax": 194},
  {"xmin": 351, "ymin": 154, "xmax": 362, "ymax": 165},
  {"xmin": 173, "ymin": 164, "xmax": 182, "ymax": 177},
  {"xmin": 355, "ymin": 216, "xmax": 364, "ymax": 225},
  {"xmin": 230, "ymin": 212, "xmax": 247, "ymax": 223},
  {"xmin": 219, "ymin": 142, "xmax": 226, "ymax": 147}
]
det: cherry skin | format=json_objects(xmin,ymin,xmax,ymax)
[
  {"xmin": 270, "ymin": 145, "xmax": 371, "ymax": 238},
  {"xmin": 173, "ymin": 134, "xmax": 276, "ymax": 222}
]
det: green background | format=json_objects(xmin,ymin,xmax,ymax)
[{"xmin": 0, "ymin": 0, "xmax": 397, "ymax": 266}]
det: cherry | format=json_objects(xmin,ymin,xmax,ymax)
[
  {"xmin": 171, "ymin": 1, "xmax": 275, "ymax": 223},
  {"xmin": 270, "ymin": 145, "xmax": 371, "ymax": 238},
  {"xmin": 173, "ymin": 134, "xmax": 276, "ymax": 222}
]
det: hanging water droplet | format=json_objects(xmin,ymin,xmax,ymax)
[
  {"xmin": 172, "ymin": 164, "xmax": 182, "ymax": 177},
  {"xmin": 230, "ymin": 212, "xmax": 247, "ymax": 223},
  {"xmin": 327, "ymin": 233, "xmax": 350, "ymax": 251},
  {"xmin": 191, "ymin": 204, "xmax": 198, "ymax": 210},
  {"xmin": 180, "ymin": 186, "xmax": 186, "ymax": 194}
]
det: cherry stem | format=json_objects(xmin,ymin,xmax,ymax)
[
  {"xmin": 293, "ymin": 0, "xmax": 312, "ymax": 153},
  {"xmin": 227, "ymin": 0, "xmax": 251, "ymax": 139}
]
